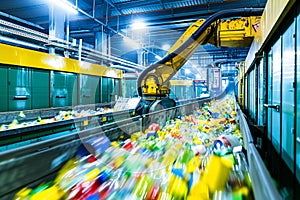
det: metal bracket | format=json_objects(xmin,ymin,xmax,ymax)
[
  {"xmin": 263, "ymin": 104, "xmax": 280, "ymax": 112},
  {"xmin": 56, "ymin": 95, "xmax": 66, "ymax": 98},
  {"xmin": 13, "ymin": 95, "xmax": 28, "ymax": 100}
]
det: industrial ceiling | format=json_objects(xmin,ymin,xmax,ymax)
[{"xmin": 0, "ymin": 0, "xmax": 267, "ymax": 75}]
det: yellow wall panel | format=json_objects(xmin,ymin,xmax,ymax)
[
  {"xmin": 77, "ymin": 62, "xmax": 122, "ymax": 78},
  {"xmin": 261, "ymin": 0, "xmax": 295, "ymax": 42},
  {"xmin": 0, "ymin": 43, "xmax": 122, "ymax": 78},
  {"xmin": 0, "ymin": 43, "xmax": 21, "ymax": 66},
  {"xmin": 245, "ymin": 0, "xmax": 296, "ymax": 70}
]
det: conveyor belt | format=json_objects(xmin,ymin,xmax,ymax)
[
  {"xmin": 0, "ymin": 83, "xmax": 228, "ymax": 198},
  {"xmin": 0, "ymin": 81, "xmax": 281, "ymax": 199},
  {"xmin": 0, "ymin": 105, "xmax": 136, "ymax": 150}
]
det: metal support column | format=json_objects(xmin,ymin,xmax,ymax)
[
  {"xmin": 95, "ymin": 26, "xmax": 109, "ymax": 65},
  {"xmin": 137, "ymin": 49, "xmax": 144, "ymax": 66},
  {"xmin": 49, "ymin": 4, "xmax": 66, "ymax": 55}
]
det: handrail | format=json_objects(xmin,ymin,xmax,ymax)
[
  {"xmin": 0, "ymin": 18, "xmax": 144, "ymax": 70},
  {"xmin": 248, "ymin": 144, "xmax": 282, "ymax": 200},
  {"xmin": 237, "ymin": 100, "xmax": 281, "ymax": 199},
  {"xmin": 236, "ymin": 102, "xmax": 253, "ymax": 149}
]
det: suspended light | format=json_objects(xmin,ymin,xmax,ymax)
[
  {"xmin": 50, "ymin": 0, "xmax": 78, "ymax": 15},
  {"xmin": 131, "ymin": 19, "xmax": 146, "ymax": 30},
  {"xmin": 196, "ymin": 74, "xmax": 202, "ymax": 79},
  {"xmin": 155, "ymin": 55, "xmax": 162, "ymax": 60},
  {"xmin": 162, "ymin": 44, "xmax": 170, "ymax": 51},
  {"xmin": 185, "ymin": 68, "xmax": 191, "ymax": 74}
]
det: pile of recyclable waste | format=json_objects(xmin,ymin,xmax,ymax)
[
  {"xmin": 0, "ymin": 107, "xmax": 113, "ymax": 131},
  {"xmin": 15, "ymin": 95, "xmax": 253, "ymax": 200}
]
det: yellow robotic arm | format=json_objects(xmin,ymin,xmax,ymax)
[{"xmin": 137, "ymin": 8, "xmax": 263, "ymax": 99}]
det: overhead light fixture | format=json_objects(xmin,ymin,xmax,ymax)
[
  {"xmin": 50, "ymin": 0, "xmax": 78, "ymax": 15},
  {"xmin": 131, "ymin": 19, "xmax": 146, "ymax": 30},
  {"xmin": 162, "ymin": 44, "xmax": 170, "ymax": 51},
  {"xmin": 196, "ymin": 74, "xmax": 202, "ymax": 79},
  {"xmin": 155, "ymin": 55, "xmax": 162, "ymax": 60},
  {"xmin": 185, "ymin": 68, "xmax": 191, "ymax": 74}
]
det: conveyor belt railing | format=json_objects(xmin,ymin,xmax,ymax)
[
  {"xmin": 0, "ymin": 107, "xmax": 136, "ymax": 150},
  {"xmin": 248, "ymin": 144, "xmax": 282, "ymax": 200},
  {"xmin": 236, "ymin": 103, "xmax": 253, "ymax": 150},
  {"xmin": 235, "ymin": 102, "xmax": 281, "ymax": 199},
  {"xmin": 0, "ymin": 102, "xmax": 114, "ymax": 125}
]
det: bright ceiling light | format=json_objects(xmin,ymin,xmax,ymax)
[
  {"xmin": 196, "ymin": 74, "xmax": 202, "ymax": 79},
  {"xmin": 131, "ymin": 20, "xmax": 146, "ymax": 30},
  {"xmin": 50, "ymin": 0, "xmax": 78, "ymax": 15},
  {"xmin": 155, "ymin": 55, "xmax": 162, "ymax": 60},
  {"xmin": 185, "ymin": 68, "xmax": 191, "ymax": 74},
  {"xmin": 162, "ymin": 44, "xmax": 170, "ymax": 51}
]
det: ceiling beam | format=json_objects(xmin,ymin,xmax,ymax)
[
  {"xmin": 103, "ymin": 0, "xmax": 123, "ymax": 15},
  {"xmin": 160, "ymin": 0, "xmax": 165, "ymax": 10},
  {"xmin": 0, "ymin": 10, "xmax": 45, "ymax": 30}
]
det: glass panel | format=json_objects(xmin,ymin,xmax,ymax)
[
  {"xmin": 267, "ymin": 50, "xmax": 273, "ymax": 140},
  {"xmin": 248, "ymin": 73, "xmax": 251, "ymax": 117},
  {"xmin": 95, "ymin": 79, "xmax": 100, "ymax": 103},
  {"xmin": 114, "ymin": 79, "xmax": 121, "ymax": 97},
  {"xmin": 101, "ymin": 77, "xmax": 108, "ymax": 103},
  {"xmin": 124, "ymin": 79, "xmax": 133, "ymax": 98},
  {"xmin": 250, "ymin": 72, "xmax": 253, "ymax": 118},
  {"xmin": 187, "ymin": 86, "xmax": 194, "ymax": 98},
  {"xmin": 252, "ymin": 70, "xmax": 256, "ymax": 120},
  {"xmin": 250, "ymin": 72, "xmax": 253, "ymax": 119},
  {"xmin": 248, "ymin": 75, "xmax": 251, "ymax": 113},
  {"xmin": 170, "ymin": 85, "xmax": 176, "ymax": 100},
  {"xmin": 0, "ymin": 66, "xmax": 8, "ymax": 112},
  {"xmin": 80, "ymin": 75, "xmax": 99, "ymax": 105},
  {"xmin": 52, "ymin": 72, "xmax": 67, "ymax": 107},
  {"xmin": 272, "ymin": 38, "xmax": 281, "ymax": 153},
  {"xmin": 32, "ymin": 69, "xmax": 49, "ymax": 109},
  {"xmin": 282, "ymin": 21, "xmax": 295, "ymax": 171},
  {"xmin": 66, "ymin": 73, "xmax": 77, "ymax": 106},
  {"xmin": 244, "ymin": 76, "xmax": 248, "ymax": 110},
  {"xmin": 252, "ymin": 71, "xmax": 255, "ymax": 119},
  {"xmin": 175, "ymin": 86, "xmax": 181, "ymax": 100},
  {"xmin": 254, "ymin": 68, "xmax": 257, "ymax": 122},
  {"xmin": 107, "ymin": 78, "xmax": 114, "ymax": 102},
  {"xmin": 296, "ymin": 14, "xmax": 300, "ymax": 182},
  {"xmin": 9, "ymin": 67, "xmax": 32, "ymax": 111},
  {"xmin": 258, "ymin": 60, "xmax": 265, "ymax": 125}
]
